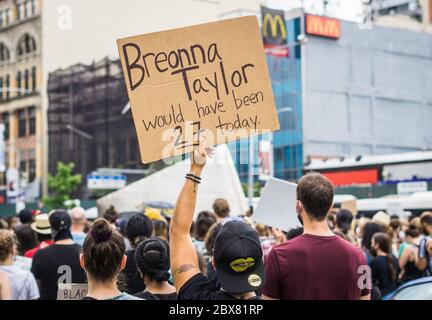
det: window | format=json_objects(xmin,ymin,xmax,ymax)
[
  {"xmin": 31, "ymin": 0, "xmax": 37, "ymax": 15},
  {"xmin": 19, "ymin": 150, "xmax": 27, "ymax": 176},
  {"xmin": 2, "ymin": 113, "xmax": 9, "ymax": 141},
  {"xmin": 17, "ymin": 33, "xmax": 37, "ymax": 58},
  {"xmin": 24, "ymin": 69, "xmax": 29, "ymax": 94},
  {"xmin": 28, "ymin": 106, "xmax": 35, "ymax": 135},
  {"xmin": 5, "ymin": 75, "xmax": 9, "ymax": 99},
  {"xmin": 18, "ymin": 109, "xmax": 26, "ymax": 137},
  {"xmin": 17, "ymin": 3, "xmax": 22, "ymax": 20},
  {"xmin": 0, "ymin": 10, "xmax": 8, "ymax": 28},
  {"xmin": 31, "ymin": 66, "xmax": 36, "ymax": 91},
  {"xmin": 16, "ymin": 71, "xmax": 21, "ymax": 96},
  {"xmin": 0, "ymin": 43, "xmax": 10, "ymax": 62},
  {"xmin": 29, "ymin": 150, "xmax": 36, "ymax": 182},
  {"xmin": 25, "ymin": 1, "xmax": 31, "ymax": 18}
]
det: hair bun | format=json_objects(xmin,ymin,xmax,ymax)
[{"xmin": 91, "ymin": 219, "xmax": 113, "ymax": 243}]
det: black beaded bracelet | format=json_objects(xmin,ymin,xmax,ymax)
[
  {"xmin": 186, "ymin": 173, "xmax": 201, "ymax": 181},
  {"xmin": 185, "ymin": 175, "xmax": 201, "ymax": 184}
]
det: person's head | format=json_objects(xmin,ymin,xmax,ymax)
[
  {"xmin": 103, "ymin": 206, "xmax": 118, "ymax": 225},
  {"xmin": 371, "ymin": 232, "xmax": 397, "ymax": 281},
  {"xmin": 49, "ymin": 210, "xmax": 73, "ymax": 242},
  {"xmin": 420, "ymin": 214, "xmax": 432, "ymax": 236},
  {"xmin": 296, "ymin": 172, "xmax": 334, "ymax": 224},
  {"xmin": 14, "ymin": 224, "xmax": 39, "ymax": 255},
  {"xmin": 389, "ymin": 218, "xmax": 401, "ymax": 232},
  {"xmin": 30, "ymin": 213, "xmax": 52, "ymax": 242},
  {"xmin": 81, "ymin": 218, "xmax": 126, "ymax": 283},
  {"xmin": 212, "ymin": 199, "xmax": 230, "ymax": 220},
  {"xmin": 70, "ymin": 207, "xmax": 87, "ymax": 231},
  {"xmin": 204, "ymin": 222, "xmax": 223, "ymax": 257},
  {"xmin": 134, "ymin": 238, "xmax": 170, "ymax": 284},
  {"xmin": 336, "ymin": 209, "xmax": 353, "ymax": 234},
  {"xmin": 153, "ymin": 219, "xmax": 168, "ymax": 240},
  {"xmin": 212, "ymin": 220, "xmax": 265, "ymax": 294},
  {"xmin": 372, "ymin": 211, "xmax": 391, "ymax": 228},
  {"xmin": 0, "ymin": 230, "xmax": 15, "ymax": 262},
  {"xmin": 405, "ymin": 223, "xmax": 420, "ymax": 240},
  {"xmin": 18, "ymin": 209, "xmax": 33, "ymax": 225},
  {"xmin": 285, "ymin": 227, "xmax": 304, "ymax": 240},
  {"xmin": 361, "ymin": 222, "xmax": 387, "ymax": 250},
  {"xmin": 194, "ymin": 211, "xmax": 217, "ymax": 241},
  {"xmin": 255, "ymin": 224, "xmax": 267, "ymax": 237},
  {"xmin": 0, "ymin": 219, "xmax": 7, "ymax": 230},
  {"xmin": 355, "ymin": 217, "xmax": 370, "ymax": 238},
  {"xmin": 6, "ymin": 216, "xmax": 21, "ymax": 231},
  {"xmin": 371, "ymin": 232, "xmax": 391, "ymax": 255},
  {"xmin": 126, "ymin": 214, "xmax": 153, "ymax": 248}
]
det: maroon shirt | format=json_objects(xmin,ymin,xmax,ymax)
[{"xmin": 263, "ymin": 234, "xmax": 371, "ymax": 300}]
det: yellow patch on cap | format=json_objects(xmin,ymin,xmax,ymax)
[{"xmin": 229, "ymin": 257, "xmax": 256, "ymax": 272}]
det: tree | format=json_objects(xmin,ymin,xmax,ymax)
[{"xmin": 43, "ymin": 162, "xmax": 82, "ymax": 210}]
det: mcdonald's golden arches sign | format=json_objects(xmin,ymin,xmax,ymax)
[{"xmin": 261, "ymin": 6, "xmax": 287, "ymax": 46}]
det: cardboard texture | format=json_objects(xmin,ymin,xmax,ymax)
[
  {"xmin": 341, "ymin": 199, "xmax": 358, "ymax": 216},
  {"xmin": 254, "ymin": 177, "xmax": 301, "ymax": 232},
  {"xmin": 57, "ymin": 284, "xmax": 88, "ymax": 300},
  {"xmin": 117, "ymin": 16, "xmax": 279, "ymax": 163}
]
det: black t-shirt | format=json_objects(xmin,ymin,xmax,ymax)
[
  {"xmin": 134, "ymin": 291, "xmax": 177, "ymax": 300},
  {"xmin": 178, "ymin": 273, "xmax": 260, "ymax": 300},
  {"xmin": 123, "ymin": 249, "xmax": 145, "ymax": 294},
  {"xmin": 31, "ymin": 244, "xmax": 87, "ymax": 300},
  {"xmin": 370, "ymin": 255, "xmax": 399, "ymax": 296}
]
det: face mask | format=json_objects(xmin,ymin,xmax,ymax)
[{"xmin": 296, "ymin": 206, "xmax": 304, "ymax": 226}]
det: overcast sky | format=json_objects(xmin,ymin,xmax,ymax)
[{"xmin": 267, "ymin": 0, "xmax": 364, "ymax": 21}]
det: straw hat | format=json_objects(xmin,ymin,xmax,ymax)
[
  {"xmin": 372, "ymin": 211, "xmax": 390, "ymax": 227},
  {"xmin": 31, "ymin": 214, "xmax": 52, "ymax": 235}
]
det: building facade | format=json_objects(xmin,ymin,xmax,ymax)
[
  {"xmin": 47, "ymin": 58, "xmax": 140, "ymax": 196},
  {"xmin": 0, "ymin": 0, "xmax": 42, "ymax": 202},
  {"xmin": 230, "ymin": 8, "xmax": 432, "ymax": 184}
]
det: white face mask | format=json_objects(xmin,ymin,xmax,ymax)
[{"xmin": 399, "ymin": 230, "xmax": 406, "ymax": 240}]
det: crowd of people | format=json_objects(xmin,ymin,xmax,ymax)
[{"xmin": 0, "ymin": 141, "xmax": 431, "ymax": 300}]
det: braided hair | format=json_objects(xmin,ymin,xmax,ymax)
[{"xmin": 134, "ymin": 238, "xmax": 170, "ymax": 283}]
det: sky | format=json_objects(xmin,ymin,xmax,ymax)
[{"xmin": 267, "ymin": 0, "xmax": 364, "ymax": 21}]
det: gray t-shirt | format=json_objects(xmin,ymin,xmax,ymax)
[{"xmin": 0, "ymin": 264, "xmax": 40, "ymax": 300}]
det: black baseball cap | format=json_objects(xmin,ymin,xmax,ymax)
[
  {"xmin": 213, "ymin": 220, "xmax": 265, "ymax": 294},
  {"xmin": 49, "ymin": 210, "xmax": 73, "ymax": 241}
]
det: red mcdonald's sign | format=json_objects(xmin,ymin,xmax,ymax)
[{"xmin": 305, "ymin": 14, "xmax": 341, "ymax": 39}]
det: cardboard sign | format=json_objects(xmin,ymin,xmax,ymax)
[
  {"xmin": 117, "ymin": 16, "xmax": 279, "ymax": 163},
  {"xmin": 341, "ymin": 199, "xmax": 358, "ymax": 216},
  {"xmin": 57, "ymin": 283, "xmax": 88, "ymax": 300},
  {"xmin": 253, "ymin": 178, "xmax": 301, "ymax": 232}
]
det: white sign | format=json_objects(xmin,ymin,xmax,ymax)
[
  {"xmin": 57, "ymin": 283, "xmax": 88, "ymax": 300},
  {"xmin": 253, "ymin": 177, "xmax": 301, "ymax": 232},
  {"xmin": 397, "ymin": 181, "xmax": 427, "ymax": 195},
  {"xmin": 87, "ymin": 174, "xmax": 127, "ymax": 190}
]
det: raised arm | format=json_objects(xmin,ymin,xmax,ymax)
[{"xmin": 170, "ymin": 139, "xmax": 213, "ymax": 291}]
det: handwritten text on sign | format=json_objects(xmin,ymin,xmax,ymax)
[{"xmin": 117, "ymin": 16, "xmax": 279, "ymax": 163}]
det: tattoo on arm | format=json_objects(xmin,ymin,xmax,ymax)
[{"xmin": 173, "ymin": 263, "xmax": 194, "ymax": 276}]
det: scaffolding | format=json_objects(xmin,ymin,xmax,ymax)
[{"xmin": 47, "ymin": 57, "xmax": 142, "ymax": 195}]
